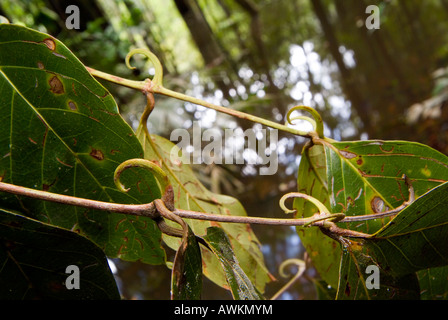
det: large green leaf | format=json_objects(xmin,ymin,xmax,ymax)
[
  {"xmin": 0, "ymin": 208, "xmax": 119, "ymax": 299},
  {"xmin": 295, "ymin": 143, "xmax": 340, "ymax": 288},
  {"xmin": 137, "ymin": 126, "xmax": 272, "ymax": 293},
  {"xmin": 336, "ymin": 181, "xmax": 448, "ymax": 299},
  {"xmin": 0, "ymin": 24, "xmax": 165, "ymax": 264},
  {"xmin": 336, "ymin": 245, "xmax": 420, "ymax": 300},
  {"xmin": 325, "ymin": 140, "xmax": 448, "ymax": 233},
  {"xmin": 366, "ymin": 181, "xmax": 448, "ymax": 276},
  {"xmin": 417, "ymin": 266, "xmax": 448, "ymax": 300},
  {"xmin": 296, "ymin": 138, "xmax": 448, "ymax": 296}
]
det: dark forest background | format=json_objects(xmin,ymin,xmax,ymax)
[{"xmin": 2, "ymin": 0, "xmax": 447, "ymax": 299}]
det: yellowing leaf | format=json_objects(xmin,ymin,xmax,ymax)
[{"xmin": 137, "ymin": 125, "xmax": 272, "ymax": 293}]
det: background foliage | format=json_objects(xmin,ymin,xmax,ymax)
[{"xmin": 1, "ymin": 0, "xmax": 448, "ymax": 299}]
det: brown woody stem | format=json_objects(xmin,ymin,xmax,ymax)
[{"xmin": 0, "ymin": 181, "xmax": 324, "ymax": 227}]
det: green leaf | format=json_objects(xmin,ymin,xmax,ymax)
[
  {"xmin": 329, "ymin": 140, "xmax": 448, "ymax": 299},
  {"xmin": 294, "ymin": 143, "xmax": 341, "ymax": 288},
  {"xmin": 325, "ymin": 140, "xmax": 448, "ymax": 234},
  {"xmin": 296, "ymin": 139, "xmax": 448, "ymax": 296},
  {"xmin": 313, "ymin": 279, "xmax": 337, "ymax": 300},
  {"xmin": 171, "ymin": 226, "xmax": 202, "ymax": 300},
  {"xmin": 366, "ymin": 181, "xmax": 448, "ymax": 277},
  {"xmin": 0, "ymin": 208, "xmax": 120, "ymax": 299},
  {"xmin": 203, "ymin": 227, "xmax": 264, "ymax": 300},
  {"xmin": 136, "ymin": 126, "xmax": 272, "ymax": 293},
  {"xmin": 337, "ymin": 180, "xmax": 448, "ymax": 299},
  {"xmin": 418, "ymin": 266, "xmax": 448, "ymax": 300},
  {"xmin": 0, "ymin": 24, "xmax": 165, "ymax": 264},
  {"xmin": 336, "ymin": 245, "xmax": 420, "ymax": 300}
]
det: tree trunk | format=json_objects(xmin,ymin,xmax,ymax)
[
  {"xmin": 174, "ymin": 0, "xmax": 233, "ymax": 99},
  {"xmin": 234, "ymin": 0, "xmax": 291, "ymax": 117},
  {"xmin": 174, "ymin": 0, "xmax": 226, "ymax": 67},
  {"xmin": 310, "ymin": 0, "xmax": 370, "ymax": 133}
]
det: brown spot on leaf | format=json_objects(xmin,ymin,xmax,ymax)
[
  {"xmin": 117, "ymin": 244, "xmax": 126, "ymax": 256},
  {"xmin": 346, "ymin": 196, "xmax": 355, "ymax": 208},
  {"xmin": 356, "ymin": 156, "xmax": 363, "ymax": 165},
  {"xmin": 42, "ymin": 179, "xmax": 56, "ymax": 191},
  {"xmin": 90, "ymin": 148, "xmax": 105, "ymax": 161},
  {"xmin": 115, "ymin": 219, "xmax": 127, "ymax": 231},
  {"xmin": 135, "ymin": 238, "xmax": 144, "ymax": 250},
  {"xmin": 72, "ymin": 83, "xmax": 78, "ymax": 96},
  {"xmin": 339, "ymin": 150, "xmax": 357, "ymax": 159},
  {"xmin": 48, "ymin": 76, "xmax": 64, "ymax": 94},
  {"xmin": 138, "ymin": 220, "xmax": 148, "ymax": 230},
  {"xmin": 345, "ymin": 282, "xmax": 351, "ymax": 296},
  {"xmin": 37, "ymin": 61, "xmax": 44, "ymax": 69},
  {"xmin": 336, "ymin": 188, "xmax": 345, "ymax": 198},
  {"xmin": 56, "ymin": 157, "xmax": 74, "ymax": 168},
  {"xmin": 379, "ymin": 144, "xmax": 395, "ymax": 153},
  {"xmin": 371, "ymin": 196, "xmax": 386, "ymax": 213},
  {"xmin": 52, "ymin": 52, "xmax": 66, "ymax": 59},
  {"xmin": 100, "ymin": 109, "xmax": 118, "ymax": 116},
  {"xmin": 43, "ymin": 38, "xmax": 56, "ymax": 51},
  {"xmin": 68, "ymin": 101, "xmax": 77, "ymax": 110}
]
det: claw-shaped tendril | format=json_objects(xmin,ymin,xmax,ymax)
[
  {"xmin": 286, "ymin": 105, "xmax": 324, "ymax": 139},
  {"xmin": 271, "ymin": 259, "xmax": 306, "ymax": 300},
  {"xmin": 114, "ymin": 158, "xmax": 169, "ymax": 196},
  {"xmin": 279, "ymin": 192, "xmax": 345, "ymax": 226},
  {"xmin": 126, "ymin": 48, "xmax": 163, "ymax": 129},
  {"xmin": 279, "ymin": 192, "xmax": 330, "ymax": 215},
  {"xmin": 126, "ymin": 48, "xmax": 164, "ymax": 88}
]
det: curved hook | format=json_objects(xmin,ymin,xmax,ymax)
[
  {"xmin": 126, "ymin": 48, "xmax": 164, "ymax": 88},
  {"xmin": 286, "ymin": 105, "xmax": 324, "ymax": 139},
  {"xmin": 279, "ymin": 258, "xmax": 306, "ymax": 278},
  {"xmin": 114, "ymin": 158, "xmax": 170, "ymax": 196},
  {"xmin": 271, "ymin": 259, "xmax": 306, "ymax": 300},
  {"xmin": 279, "ymin": 192, "xmax": 330, "ymax": 216}
]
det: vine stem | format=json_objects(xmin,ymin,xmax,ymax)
[
  {"xmin": 157, "ymin": 86, "xmax": 311, "ymax": 137},
  {"xmin": 0, "ymin": 181, "xmax": 403, "ymax": 232},
  {"xmin": 0, "ymin": 181, "xmax": 156, "ymax": 217},
  {"xmin": 85, "ymin": 66, "xmax": 315, "ymax": 138},
  {"xmin": 0, "ymin": 181, "xmax": 333, "ymax": 227}
]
